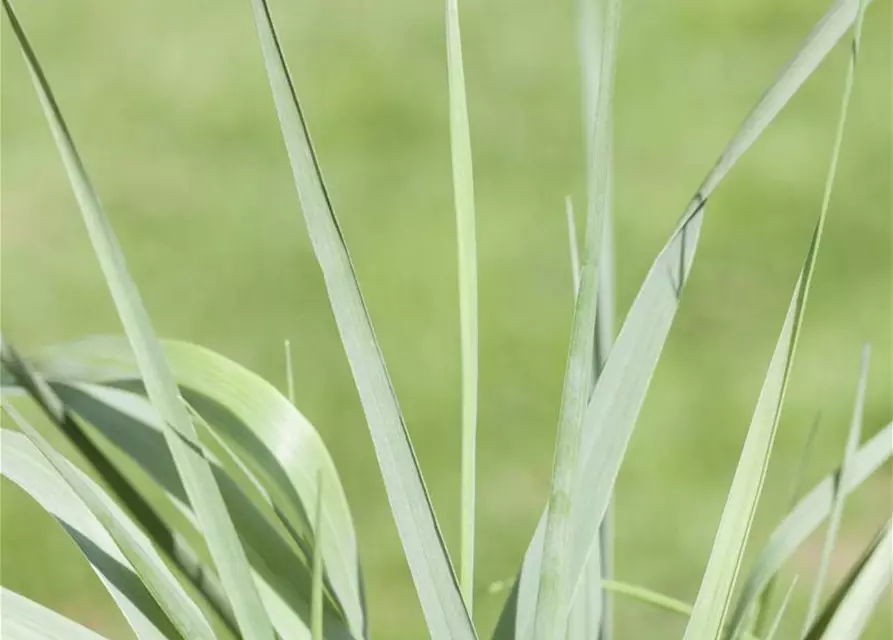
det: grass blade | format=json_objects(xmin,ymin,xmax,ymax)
[
  {"xmin": 751, "ymin": 415, "xmax": 822, "ymax": 637},
  {"xmin": 2, "ymin": 411, "xmax": 212, "ymax": 640},
  {"xmin": 19, "ymin": 336, "xmax": 365, "ymax": 637},
  {"xmin": 801, "ymin": 346, "xmax": 870, "ymax": 634},
  {"xmin": 534, "ymin": 0, "xmax": 622, "ymax": 633},
  {"xmin": 493, "ymin": 208, "xmax": 703, "ymax": 640},
  {"xmin": 565, "ymin": 196, "xmax": 581, "ymax": 296},
  {"xmin": 285, "ymin": 339, "xmax": 296, "ymax": 406},
  {"xmin": 672, "ymin": 0, "xmax": 873, "ymax": 235},
  {"xmin": 3, "ymin": 4, "xmax": 274, "ymax": 638},
  {"xmin": 245, "ymin": 1, "xmax": 475, "ymax": 635},
  {"xmin": 0, "ymin": 340, "xmax": 237, "ymax": 635},
  {"xmin": 806, "ymin": 521, "xmax": 893, "ymax": 640},
  {"xmin": 599, "ymin": 581, "xmax": 761, "ymax": 640},
  {"xmin": 683, "ymin": 4, "xmax": 865, "ymax": 633},
  {"xmin": 764, "ymin": 576, "xmax": 799, "ymax": 640},
  {"xmin": 727, "ymin": 421, "xmax": 892, "ymax": 637},
  {"xmin": 533, "ymin": 265, "xmax": 599, "ymax": 638},
  {"xmin": 312, "ymin": 476, "xmax": 325, "ymax": 640},
  {"xmin": 811, "ymin": 520, "xmax": 892, "ymax": 639},
  {"xmin": 445, "ymin": 0, "xmax": 480, "ymax": 611},
  {"xmin": 2, "ymin": 587, "xmax": 113, "ymax": 640}
]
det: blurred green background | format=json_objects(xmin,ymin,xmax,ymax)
[{"xmin": 2, "ymin": 0, "xmax": 890, "ymax": 637}]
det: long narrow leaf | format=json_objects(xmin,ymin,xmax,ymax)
[
  {"xmin": 802, "ymin": 520, "xmax": 891, "ymax": 639},
  {"xmin": 565, "ymin": 196, "xmax": 582, "ymax": 295},
  {"xmin": 727, "ymin": 421, "xmax": 893, "ymax": 636},
  {"xmin": 683, "ymin": 0, "xmax": 865, "ymax": 633},
  {"xmin": 312, "ymin": 476, "xmax": 326, "ymax": 640},
  {"xmin": 535, "ymin": 0, "xmax": 623, "ymax": 632},
  {"xmin": 801, "ymin": 346, "xmax": 870, "ymax": 633},
  {"xmin": 493, "ymin": 207, "xmax": 704, "ymax": 640},
  {"xmin": 244, "ymin": 1, "xmax": 475, "ymax": 636},
  {"xmin": 2, "ymin": 4, "xmax": 273, "ymax": 638},
  {"xmin": 445, "ymin": 0, "xmax": 480, "ymax": 610},
  {"xmin": 533, "ymin": 265, "xmax": 598, "ymax": 638},
  {"xmin": 764, "ymin": 577, "xmax": 799, "ymax": 640},
  {"xmin": 2, "ymin": 587, "xmax": 113, "ymax": 640},
  {"xmin": 672, "ymin": 0, "xmax": 873, "ymax": 236},
  {"xmin": 751, "ymin": 414, "xmax": 822, "ymax": 637},
  {"xmin": 1, "ymin": 417, "xmax": 210, "ymax": 640}
]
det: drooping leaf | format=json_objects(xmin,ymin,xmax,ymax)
[
  {"xmin": 2, "ymin": 3, "xmax": 273, "ymax": 637},
  {"xmin": 0, "ymin": 339, "xmax": 238, "ymax": 634},
  {"xmin": 16, "ymin": 336, "xmax": 364, "ymax": 638},
  {"xmin": 1, "ymin": 421, "xmax": 208, "ymax": 640},
  {"xmin": 2, "ymin": 587, "xmax": 113, "ymax": 640},
  {"xmin": 245, "ymin": 1, "xmax": 475, "ymax": 635}
]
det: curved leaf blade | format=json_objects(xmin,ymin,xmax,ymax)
[
  {"xmin": 0, "ymin": 340, "xmax": 239, "ymax": 634},
  {"xmin": 1, "ymin": 423, "xmax": 207, "ymax": 640},
  {"xmin": 2, "ymin": 587, "xmax": 113, "ymax": 640},
  {"xmin": 22, "ymin": 337, "xmax": 364, "ymax": 638}
]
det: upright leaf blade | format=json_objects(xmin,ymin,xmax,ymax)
[
  {"xmin": 312, "ymin": 476, "xmax": 326, "ymax": 640},
  {"xmin": 579, "ymin": 0, "xmax": 621, "ymax": 634},
  {"xmin": 764, "ymin": 577, "xmax": 799, "ymax": 640},
  {"xmin": 245, "ymin": 1, "xmax": 475, "ymax": 636},
  {"xmin": 496, "ymin": 6, "xmax": 873, "ymax": 635},
  {"xmin": 801, "ymin": 346, "xmax": 870, "ymax": 634},
  {"xmin": 445, "ymin": 0, "xmax": 480, "ymax": 611},
  {"xmin": 683, "ymin": 3, "xmax": 865, "ymax": 634},
  {"xmin": 533, "ymin": 265, "xmax": 598, "ymax": 638},
  {"xmin": 2, "ymin": 4, "xmax": 273, "ymax": 638},
  {"xmin": 534, "ymin": 0, "xmax": 623, "ymax": 633},
  {"xmin": 751, "ymin": 415, "xmax": 822, "ymax": 637},
  {"xmin": 565, "ymin": 196, "xmax": 582, "ymax": 296}
]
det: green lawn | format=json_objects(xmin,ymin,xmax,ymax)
[{"xmin": 1, "ymin": 0, "xmax": 890, "ymax": 638}]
